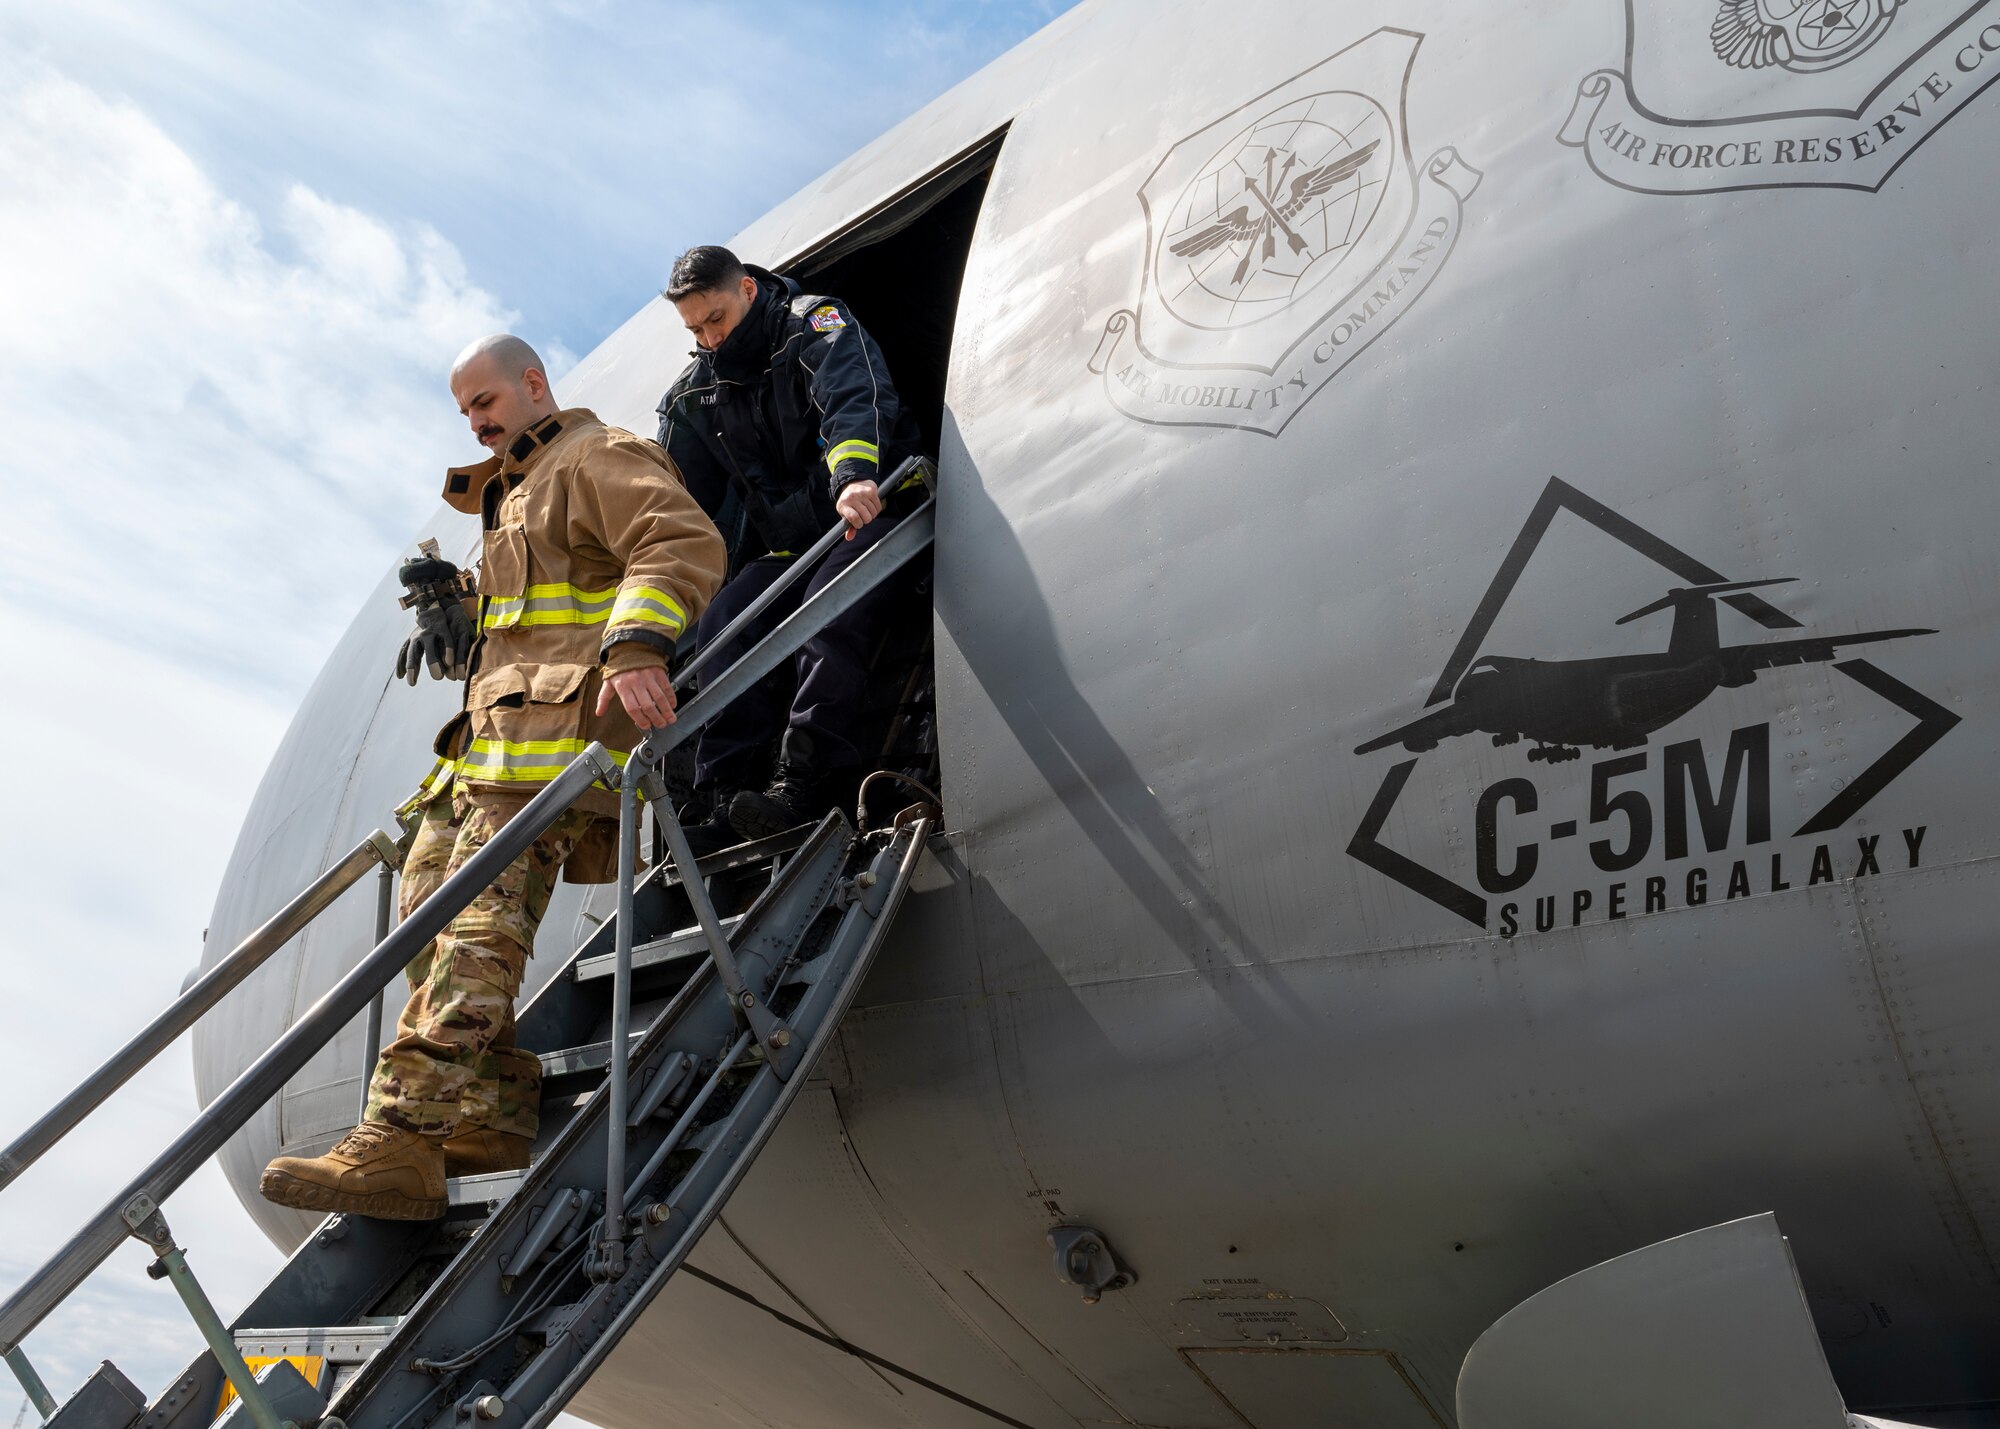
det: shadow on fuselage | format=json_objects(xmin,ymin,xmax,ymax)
[{"xmin": 933, "ymin": 412, "xmax": 1317, "ymax": 1036}]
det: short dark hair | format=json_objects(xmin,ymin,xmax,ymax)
[{"xmin": 665, "ymin": 246, "xmax": 750, "ymax": 302}]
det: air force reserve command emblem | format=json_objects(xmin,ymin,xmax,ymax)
[
  {"xmin": 1561, "ymin": 0, "xmax": 2000, "ymax": 192},
  {"xmin": 1711, "ymin": 0, "xmax": 1906, "ymax": 73},
  {"xmin": 1088, "ymin": 29, "xmax": 1481, "ymax": 436}
]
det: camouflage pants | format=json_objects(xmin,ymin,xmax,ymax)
[{"xmin": 364, "ymin": 794, "xmax": 601, "ymax": 1141}]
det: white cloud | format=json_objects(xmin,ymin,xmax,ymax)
[
  {"xmin": 0, "ymin": 0, "xmax": 1081, "ymax": 355},
  {"xmin": 0, "ymin": 63, "xmax": 518, "ymax": 1405},
  {"xmin": 0, "ymin": 64, "xmax": 516, "ymax": 696},
  {"xmin": 0, "ymin": 609, "xmax": 290, "ymax": 1398}
]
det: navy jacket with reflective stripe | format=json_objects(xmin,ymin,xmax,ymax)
[{"xmin": 655, "ymin": 267, "xmax": 923, "ymax": 559}]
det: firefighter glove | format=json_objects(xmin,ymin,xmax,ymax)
[
  {"xmin": 394, "ymin": 554, "xmax": 477, "ymax": 684},
  {"xmin": 396, "ymin": 601, "xmax": 476, "ymax": 684}
]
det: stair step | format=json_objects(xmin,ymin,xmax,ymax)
[
  {"xmin": 573, "ymin": 916, "xmax": 743, "ymax": 983},
  {"xmin": 235, "ymin": 1318, "xmax": 400, "ymax": 1360},
  {"xmin": 231, "ymin": 1320, "xmax": 399, "ymax": 1399},
  {"xmin": 538, "ymin": 1033, "xmax": 644, "ymax": 1082},
  {"xmin": 673, "ymin": 826, "xmax": 812, "ymax": 881},
  {"xmin": 447, "ymin": 1167, "xmax": 531, "ymax": 1213}
]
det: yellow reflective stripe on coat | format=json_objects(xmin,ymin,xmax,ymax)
[
  {"xmin": 825, "ymin": 439, "xmax": 879, "ymax": 471},
  {"xmin": 608, "ymin": 585, "xmax": 687, "ymax": 634},
  {"xmin": 394, "ymin": 757, "xmax": 457, "ymax": 822},
  {"xmin": 456, "ymin": 738, "xmax": 630, "ymax": 785},
  {"xmin": 483, "ymin": 582, "xmax": 619, "ymax": 630}
]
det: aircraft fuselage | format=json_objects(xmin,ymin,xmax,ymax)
[{"xmin": 186, "ymin": 0, "xmax": 2000, "ymax": 1424}]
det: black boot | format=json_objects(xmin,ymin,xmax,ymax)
[
  {"xmin": 729, "ymin": 730, "xmax": 841, "ymax": 841},
  {"xmin": 677, "ymin": 788, "xmax": 744, "ymax": 858}
]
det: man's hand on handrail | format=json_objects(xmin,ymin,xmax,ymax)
[
  {"xmin": 835, "ymin": 480, "xmax": 882, "ymax": 538},
  {"xmin": 598, "ymin": 666, "xmax": 678, "ymax": 729}
]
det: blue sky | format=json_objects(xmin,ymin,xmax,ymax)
[
  {"xmin": 0, "ymin": 0, "xmax": 1075, "ymax": 1410},
  {"xmin": 6, "ymin": 1, "xmax": 1072, "ymax": 356}
]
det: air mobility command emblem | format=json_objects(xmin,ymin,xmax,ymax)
[
  {"xmin": 1561, "ymin": 0, "xmax": 2000, "ymax": 192},
  {"xmin": 1089, "ymin": 28, "xmax": 1482, "ymax": 437}
]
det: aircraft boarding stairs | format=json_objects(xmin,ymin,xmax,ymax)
[{"xmin": 0, "ymin": 462, "xmax": 940, "ymax": 1429}]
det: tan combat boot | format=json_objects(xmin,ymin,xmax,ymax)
[
  {"xmin": 259, "ymin": 1122, "xmax": 447, "ymax": 1220},
  {"xmin": 441, "ymin": 1128, "xmax": 534, "ymax": 1177}
]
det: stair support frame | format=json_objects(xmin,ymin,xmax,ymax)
[
  {"xmin": 588, "ymin": 769, "xmax": 644, "ymax": 1285},
  {"xmin": 120, "ymin": 1197, "xmax": 292, "ymax": 1429},
  {"xmin": 4, "ymin": 1347, "xmax": 56, "ymax": 1421},
  {"xmin": 500, "ymin": 816, "xmax": 935, "ymax": 1429}
]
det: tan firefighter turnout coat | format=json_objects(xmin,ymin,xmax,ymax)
[{"xmin": 427, "ymin": 408, "xmax": 726, "ymax": 831}]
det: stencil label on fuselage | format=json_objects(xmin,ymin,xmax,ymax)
[
  {"xmin": 1560, "ymin": 0, "xmax": 2000, "ymax": 192},
  {"xmin": 1345, "ymin": 478, "xmax": 1957, "ymax": 934},
  {"xmin": 1088, "ymin": 28, "xmax": 1481, "ymax": 436}
]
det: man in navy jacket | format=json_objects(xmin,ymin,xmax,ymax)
[{"xmin": 655, "ymin": 245, "xmax": 924, "ymax": 849}]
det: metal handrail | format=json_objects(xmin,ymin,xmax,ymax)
[
  {"xmin": 0, "ymin": 828, "xmax": 402, "ymax": 1196},
  {"xmin": 585, "ymin": 466, "xmax": 936, "ymax": 1279},
  {"xmin": 670, "ymin": 454, "xmax": 932, "ymax": 692},
  {"xmin": 0, "ymin": 477, "xmax": 940, "ymax": 1363},
  {"xmin": 0, "ymin": 750, "xmax": 613, "ymax": 1357},
  {"xmin": 357, "ymin": 864, "xmax": 397, "ymax": 1122},
  {"xmin": 644, "ymin": 496, "xmax": 938, "ymax": 768}
]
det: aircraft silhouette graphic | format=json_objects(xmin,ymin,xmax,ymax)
[{"xmin": 1356, "ymin": 578, "xmax": 1934, "ymax": 763}]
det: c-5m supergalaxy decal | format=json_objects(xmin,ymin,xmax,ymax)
[
  {"xmin": 1560, "ymin": 0, "xmax": 2000, "ymax": 192},
  {"xmin": 1089, "ymin": 28, "xmax": 1481, "ymax": 436},
  {"xmin": 1346, "ymin": 479, "xmax": 1959, "ymax": 933}
]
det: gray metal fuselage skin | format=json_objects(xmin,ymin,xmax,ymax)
[{"xmin": 194, "ymin": 0, "xmax": 2000, "ymax": 1424}]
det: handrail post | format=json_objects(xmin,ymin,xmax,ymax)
[
  {"xmin": 121, "ymin": 1196, "xmax": 292, "ymax": 1429},
  {"xmin": 650, "ymin": 796, "xmax": 795, "ymax": 1078},
  {"xmin": 357, "ymin": 862, "xmax": 395, "ymax": 1122},
  {"xmin": 4, "ymin": 1346, "xmax": 56, "ymax": 1420},
  {"xmin": 589, "ymin": 758, "xmax": 643, "ymax": 1285}
]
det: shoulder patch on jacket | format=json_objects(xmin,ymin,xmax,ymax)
[{"xmin": 808, "ymin": 304, "xmax": 846, "ymax": 333}]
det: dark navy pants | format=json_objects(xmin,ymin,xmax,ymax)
[{"xmin": 690, "ymin": 509, "xmax": 904, "ymax": 788}]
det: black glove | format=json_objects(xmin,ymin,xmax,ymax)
[
  {"xmin": 394, "ymin": 553, "xmax": 477, "ymax": 684},
  {"xmin": 396, "ymin": 600, "xmax": 476, "ymax": 684},
  {"xmin": 398, "ymin": 554, "xmax": 463, "ymax": 589}
]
